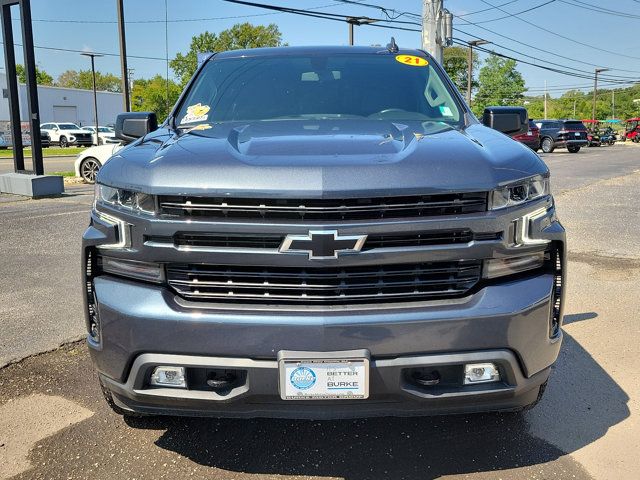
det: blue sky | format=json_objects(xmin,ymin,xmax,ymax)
[{"xmin": 4, "ymin": 0, "xmax": 639, "ymax": 97}]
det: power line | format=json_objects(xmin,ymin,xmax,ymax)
[
  {"xmin": 470, "ymin": 0, "xmax": 556, "ymax": 24},
  {"xmin": 322, "ymin": 0, "xmax": 640, "ymax": 75},
  {"xmin": 557, "ymin": 0, "xmax": 640, "ymax": 19},
  {"xmin": 453, "ymin": 15, "xmax": 640, "ymax": 75},
  {"xmin": 11, "ymin": 2, "xmax": 351, "ymax": 24},
  {"xmin": 478, "ymin": 0, "xmax": 640, "ymax": 61},
  {"xmin": 456, "ymin": 0, "xmax": 521, "ymax": 18}
]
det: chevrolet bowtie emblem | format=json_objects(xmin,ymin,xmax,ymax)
[{"xmin": 279, "ymin": 230, "xmax": 368, "ymax": 260}]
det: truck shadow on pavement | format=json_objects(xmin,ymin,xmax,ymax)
[{"xmin": 128, "ymin": 325, "xmax": 628, "ymax": 479}]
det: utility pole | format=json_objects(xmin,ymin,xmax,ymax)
[
  {"xmin": 117, "ymin": 0, "xmax": 130, "ymax": 112},
  {"xmin": 127, "ymin": 68, "xmax": 135, "ymax": 111},
  {"xmin": 422, "ymin": 0, "xmax": 443, "ymax": 63},
  {"xmin": 593, "ymin": 68, "xmax": 609, "ymax": 121},
  {"xmin": 81, "ymin": 52, "xmax": 103, "ymax": 143},
  {"xmin": 466, "ymin": 39, "xmax": 489, "ymax": 105},
  {"xmin": 544, "ymin": 80, "xmax": 548, "ymax": 120},
  {"xmin": 612, "ymin": 90, "xmax": 615, "ymax": 119}
]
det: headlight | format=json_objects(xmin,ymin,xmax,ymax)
[
  {"xmin": 489, "ymin": 175, "xmax": 550, "ymax": 210},
  {"xmin": 95, "ymin": 184, "xmax": 156, "ymax": 214}
]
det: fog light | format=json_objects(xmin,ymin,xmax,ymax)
[
  {"xmin": 150, "ymin": 366, "xmax": 187, "ymax": 388},
  {"xmin": 464, "ymin": 363, "xmax": 500, "ymax": 384}
]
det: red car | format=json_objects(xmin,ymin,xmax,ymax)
[{"xmin": 513, "ymin": 120, "xmax": 541, "ymax": 151}]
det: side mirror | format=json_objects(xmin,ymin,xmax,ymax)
[
  {"xmin": 482, "ymin": 106, "xmax": 528, "ymax": 137},
  {"xmin": 115, "ymin": 112, "xmax": 158, "ymax": 143}
]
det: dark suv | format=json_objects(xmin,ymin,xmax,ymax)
[
  {"xmin": 83, "ymin": 46, "xmax": 565, "ymax": 419},
  {"xmin": 535, "ymin": 119, "xmax": 588, "ymax": 153}
]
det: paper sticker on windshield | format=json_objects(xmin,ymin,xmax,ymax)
[
  {"xmin": 189, "ymin": 123, "xmax": 212, "ymax": 131},
  {"xmin": 395, "ymin": 55, "xmax": 428, "ymax": 67},
  {"xmin": 181, "ymin": 103, "xmax": 210, "ymax": 124},
  {"xmin": 439, "ymin": 106, "xmax": 453, "ymax": 117}
]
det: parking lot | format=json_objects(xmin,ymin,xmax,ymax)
[{"xmin": 0, "ymin": 145, "xmax": 638, "ymax": 479}]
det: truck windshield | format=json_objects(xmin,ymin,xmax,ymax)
[{"xmin": 175, "ymin": 53, "xmax": 463, "ymax": 128}]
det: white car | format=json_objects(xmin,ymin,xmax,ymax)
[
  {"xmin": 74, "ymin": 143, "xmax": 123, "ymax": 183},
  {"xmin": 81, "ymin": 126, "xmax": 119, "ymax": 146},
  {"xmin": 40, "ymin": 122, "xmax": 93, "ymax": 147}
]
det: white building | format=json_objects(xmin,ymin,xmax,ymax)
[{"xmin": 0, "ymin": 72, "xmax": 124, "ymax": 126}]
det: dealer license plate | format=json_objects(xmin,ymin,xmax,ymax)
[{"xmin": 280, "ymin": 358, "xmax": 369, "ymax": 400}]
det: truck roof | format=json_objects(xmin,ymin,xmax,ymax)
[{"xmin": 214, "ymin": 45, "xmax": 429, "ymax": 60}]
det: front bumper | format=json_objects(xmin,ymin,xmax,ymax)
[
  {"xmin": 89, "ymin": 269, "xmax": 560, "ymax": 418},
  {"xmin": 83, "ymin": 196, "xmax": 565, "ymax": 418},
  {"xmin": 101, "ymin": 350, "xmax": 550, "ymax": 419}
]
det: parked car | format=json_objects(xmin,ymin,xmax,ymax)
[
  {"xmin": 74, "ymin": 143, "xmax": 122, "ymax": 183},
  {"xmin": 621, "ymin": 118, "xmax": 640, "ymax": 142},
  {"xmin": 85, "ymin": 45, "xmax": 565, "ymax": 419},
  {"xmin": 40, "ymin": 122, "xmax": 93, "ymax": 147},
  {"xmin": 534, "ymin": 119, "xmax": 588, "ymax": 153},
  {"xmin": 41, "ymin": 130, "xmax": 51, "ymax": 148},
  {"xmin": 512, "ymin": 119, "xmax": 540, "ymax": 151},
  {"xmin": 82, "ymin": 126, "xmax": 119, "ymax": 146},
  {"xmin": 0, "ymin": 134, "xmax": 7, "ymax": 149}
]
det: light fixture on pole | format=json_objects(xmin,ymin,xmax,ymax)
[
  {"xmin": 466, "ymin": 39, "xmax": 489, "ymax": 105},
  {"xmin": 346, "ymin": 17, "xmax": 377, "ymax": 46},
  {"xmin": 593, "ymin": 68, "xmax": 609, "ymax": 121},
  {"xmin": 81, "ymin": 52, "xmax": 104, "ymax": 144}
]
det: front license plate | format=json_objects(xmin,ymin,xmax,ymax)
[
  {"xmin": 575, "ymin": 132, "xmax": 581, "ymax": 137},
  {"xmin": 280, "ymin": 358, "xmax": 369, "ymax": 400}
]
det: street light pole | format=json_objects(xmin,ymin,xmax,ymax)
[
  {"xmin": 346, "ymin": 17, "xmax": 377, "ymax": 45},
  {"xmin": 466, "ymin": 39, "xmax": 489, "ymax": 105},
  {"xmin": 81, "ymin": 52, "xmax": 103, "ymax": 144},
  {"xmin": 593, "ymin": 68, "xmax": 609, "ymax": 121},
  {"xmin": 116, "ymin": 0, "xmax": 130, "ymax": 112}
]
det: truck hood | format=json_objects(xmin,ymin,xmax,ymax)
[{"xmin": 98, "ymin": 120, "xmax": 548, "ymax": 197}]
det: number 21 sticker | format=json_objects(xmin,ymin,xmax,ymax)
[{"xmin": 395, "ymin": 55, "xmax": 429, "ymax": 67}]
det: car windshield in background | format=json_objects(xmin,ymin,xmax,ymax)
[
  {"xmin": 175, "ymin": 53, "xmax": 463, "ymax": 128},
  {"xmin": 59, "ymin": 124, "xmax": 80, "ymax": 130}
]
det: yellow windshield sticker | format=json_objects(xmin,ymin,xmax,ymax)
[
  {"xmin": 181, "ymin": 103, "xmax": 211, "ymax": 124},
  {"xmin": 395, "ymin": 55, "xmax": 429, "ymax": 67},
  {"xmin": 190, "ymin": 124, "xmax": 212, "ymax": 131}
]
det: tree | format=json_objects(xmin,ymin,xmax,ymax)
[
  {"xmin": 473, "ymin": 55, "xmax": 526, "ymax": 115},
  {"xmin": 170, "ymin": 23, "xmax": 283, "ymax": 86},
  {"xmin": 131, "ymin": 75, "xmax": 182, "ymax": 122},
  {"xmin": 15, "ymin": 64, "xmax": 53, "ymax": 85},
  {"xmin": 56, "ymin": 70, "xmax": 121, "ymax": 92},
  {"xmin": 443, "ymin": 46, "xmax": 478, "ymax": 97}
]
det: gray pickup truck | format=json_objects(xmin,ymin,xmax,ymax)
[{"xmin": 82, "ymin": 44, "xmax": 565, "ymax": 419}]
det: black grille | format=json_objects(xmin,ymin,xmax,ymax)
[
  {"xmin": 158, "ymin": 192, "xmax": 488, "ymax": 221},
  {"xmin": 166, "ymin": 261, "xmax": 482, "ymax": 305},
  {"xmin": 163, "ymin": 230, "xmax": 500, "ymax": 250}
]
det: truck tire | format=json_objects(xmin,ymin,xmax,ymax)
[
  {"xmin": 541, "ymin": 137, "xmax": 555, "ymax": 153},
  {"xmin": 99, "ymin": 377, "xmax": 146, "ymax": 418},
  {"xmin": 504, "ymin": 379, "xmax": 549, "ymax": 414}
]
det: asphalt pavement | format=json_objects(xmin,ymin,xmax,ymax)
[{"xmin": 0, "ymin": 144, "xmax": 638, "ymax": 479}]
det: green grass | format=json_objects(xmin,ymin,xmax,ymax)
[
  {"xmin": 50, "ymin": 171, "xmax": 75, "ymax": 177},
  {"xmin": 0, "ymin": 146, "xmax": 87, "ymax": 158}
]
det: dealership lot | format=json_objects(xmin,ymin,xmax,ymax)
[{"xmin": 0, "ymin": 146, "xmax": 638, "ymax": 479}]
